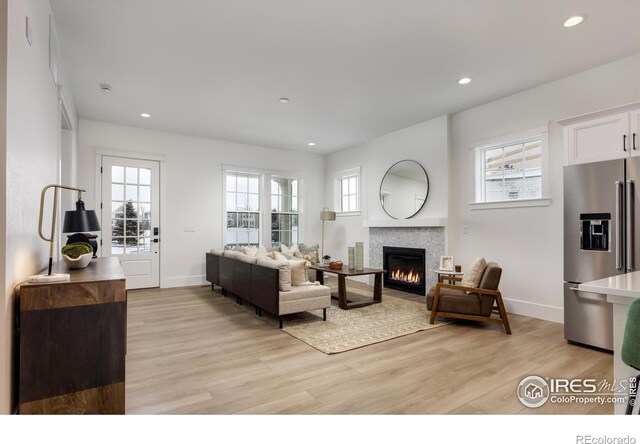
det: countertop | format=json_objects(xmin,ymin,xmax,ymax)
[{"xmin": 579, "ymin": 271, "xmax": 640, "ymax": 299}]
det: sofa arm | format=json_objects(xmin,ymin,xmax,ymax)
[{"xmin": 252, "ymin": 264, "xmax": 280, "ymax": 315}]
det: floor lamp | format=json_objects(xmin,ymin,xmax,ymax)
[
  {"xmin": 30, "ymin": 184, "xmax": 101, "ymax": 283},
  {"xmin": 320, "ymin": 208, "xmax": 336, "ymax": 263}
]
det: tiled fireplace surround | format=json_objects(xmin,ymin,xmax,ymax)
[{"xmin": 369, "ymin": 226, "xmax": 445, "ymax": 293}]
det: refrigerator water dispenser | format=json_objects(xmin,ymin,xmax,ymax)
[{"xmin": 580, "ymin": 213, "xmax": 610, "ymax": 251}]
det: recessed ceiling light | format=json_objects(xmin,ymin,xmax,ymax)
[
  {"xmin": 140, "ymin": 113, "xmax": 151, "ymax": 118},
  {"xmin": 279, "ymin": 98, "xmax": 290, "ymax": 103},
  {"xmin": 99, "ymin": 83, "xmax": 112, "ymax": 93},
  {"xmin": 307, "ymin": 142, "xmax": 316, "ymax": 146},
  {"xmin": 458, "ymin": 77, "xmax": 472, "ymax": 85},
  {"xmin": 564, "ymin": 14, "xmax": 587, "ymax": 27}
]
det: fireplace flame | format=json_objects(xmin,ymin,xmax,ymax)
[{"xmin": 390, "ymin": 268, "xmax": 421, "ymax": 284}]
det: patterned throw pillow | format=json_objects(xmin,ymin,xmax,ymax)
[
  {"xmin": 303, "ymin": 251, "xmax": 318, "ymax": 265},
  {"xmin": 298, "ymin": 243, "xmax": 319, "ymax": 256},
  {"xmin": 461, "ymin": 257, "xmax": 487, "ymax": 291}
]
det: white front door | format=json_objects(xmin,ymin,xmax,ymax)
[{"xmin": 101, "ymin": 156, "xmax": 160, "ymax": 289}]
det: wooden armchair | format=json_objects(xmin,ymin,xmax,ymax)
[{"xmin": 427, "ymin": 262, "xmax": 511, "ymax": 334}]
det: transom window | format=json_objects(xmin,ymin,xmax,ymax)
[
  {"xmin": 225, "ymin": 172, "xmax": 260, "ymax": 247},
  {"xmin": 477, "ymin": 136, "xmax": 542, "ymax": 203}
]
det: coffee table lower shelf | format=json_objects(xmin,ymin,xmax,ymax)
[{"xmin": 311, "ymin": 265, "xmax": 386, "ymax": 310}]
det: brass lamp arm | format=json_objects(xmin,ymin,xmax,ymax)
[{"xmin": 38, "ymin": 184, "xmax": 86, "ymax": 242}]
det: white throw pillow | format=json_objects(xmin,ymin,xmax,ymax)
[
  {"xmin": 256, "ymin": 258, "xmax": 291, "ymax": 292},
  {"xmin": 289, "ymin": 260, "xmax": 307, "ymax": 286},
  {"xmin": 461, "ymin": 257, "xmax": 487, "ymax": 290},
  {"xmin": 242, "ymin": 246, "xmax": 258, "ymax": 257},
  {"xmin": 273, "ymin": 251, "xmax": 289, "ymax": 262},
  {"xmin": 256, "ymin": 246, "xmax": 269, "ymax": 258},
  {"xmin": 281, "ymin": 243, "xmax": 300, "ymax": 255}
]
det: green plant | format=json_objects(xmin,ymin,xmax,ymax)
[{"xmin": 61, "ymin": 242, "xmax": 93, "ymax": 259}]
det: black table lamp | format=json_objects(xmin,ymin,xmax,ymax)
[{"xmin": 62, "ymin": 195, "xmax": 101, "ymax": 258}]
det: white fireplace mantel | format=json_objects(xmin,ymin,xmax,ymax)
[{"xmin": 363, "ymin": 218, "xmax": 447, "ymax": 228}]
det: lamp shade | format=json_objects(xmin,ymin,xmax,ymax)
[
  {"xmin": 62, "ymin": 199, "xmax": 101, "ymax": 233},
  {"xmin": 320, "ymin": 209, "xmax": 336, "ymax": 221}
]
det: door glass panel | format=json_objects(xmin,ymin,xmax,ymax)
[
  {"xmin": 112, "ymin": 166, "xmax": 124, "ymax": 183},
  {"xmin": 126, "ymin": 167, "xmax": 138, "ymax": 184},
  {"xmin": 126, "ymin": 185, "xmax": 138, "ymax": 201},
  {"xmin": 112, "ymin": 202, "xmax": 124, "ymax": 218},
  {"xmin": 112, "ymin": 184, "xmax": 124, "ymax": 201},
  {"xmin": 139, "ymin": 168, "xmax": 151, "ymax": 185},
  {"xmin": 139, "ymin": 186, "xmax": 151, "ymax": 202},
  {"xmin": 110, "ymin": 165, "xmax": 153, "ymax": 256}
]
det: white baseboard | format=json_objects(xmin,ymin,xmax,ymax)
[
  {"xmin": 503, "ymin": 297, "xmax": 564, "ymax": 324},
  {"xmin": 162, "ymin": 274, "xmax": 207, "ymax": 288}
]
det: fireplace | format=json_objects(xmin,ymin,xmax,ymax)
[{"xmin": 383, "ymin": 246, "xmax": 426, "ymax": 296}]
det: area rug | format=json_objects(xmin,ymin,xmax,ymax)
[{"xmin": 229, "ymin": 279, "xmax": 450, "ymax": 354}]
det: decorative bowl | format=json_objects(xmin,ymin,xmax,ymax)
[
  {"xmin": 329, "ymin": 260, "xmax": 344, "ymax": 270},
  {"xmin": 62, "ymin": 252, "xmax": 92, "ymax": 269}
]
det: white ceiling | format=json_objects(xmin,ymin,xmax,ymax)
[{"xmin": 50, "ymin": 0, "xmax": 640, "ymax": 154}]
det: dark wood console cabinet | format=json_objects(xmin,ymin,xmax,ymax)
[{"xmin": 17, "ymin": 257, "xmax": 126, "ymax": 414}]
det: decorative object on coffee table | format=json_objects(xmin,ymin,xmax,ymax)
[
  {"xmin": 320, "ymin": 207, "xmax": 336, "ymax": 260},
  {"xmin": 348, "ymin": 247, "xmax": 355, "ymax": 270},
  {"xmin": 329, "ymin": 261, "xmax": 343, "ymax": 270},
  {"xmin": 355, "ymin": 241, "xmax": 364, "ymax": 271}
]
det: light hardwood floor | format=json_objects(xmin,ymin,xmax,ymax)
[{"xmin": 125, "ymin": 280, "xmax": 613, "ymax": 414}]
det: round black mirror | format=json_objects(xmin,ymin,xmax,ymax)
[{"xmin": 379, "ymin": 160, "xmax": 429, "ymax": 219}]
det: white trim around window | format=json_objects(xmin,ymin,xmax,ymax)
[
  {"xmin": 471, "ymin": 127, "xmax": 550, "ymax": 209},
  {"xmin": 333, "ymin": 166, "xmax": 361, "ymax": 216},
  {"xmin": 221, "ymin": 165, "xmax": 305, "ymax": 247}
]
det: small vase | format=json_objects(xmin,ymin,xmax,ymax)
[{"xmin": 63, "ymin": 252, "xmax": 92, "ymax": 269}]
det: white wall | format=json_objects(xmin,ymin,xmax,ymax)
[
  {"xmin": 323, "ymin": 115, "xmax": 449, "ymax": 275},
  {"xmin": 0, "ymin": 0, "xmax": 8, "ymax": 416},
  {"xmin": 77, "ymin": 120, "xmax": 326, "ymax": 288},
  {"xmin": 2, "ymin": 0, "xmax": 77, "ymax": 413},
  {"xmin": 450, "ymin": 53, "xmax": 640, "ymax": 323}
]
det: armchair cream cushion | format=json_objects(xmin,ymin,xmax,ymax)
[{"xmin": 461, "ymin": 257, "xmax": 487, "ymax": 290}]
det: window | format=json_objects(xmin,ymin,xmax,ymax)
[
  {"xmin": 334, "ymin": 167, "xmax": 361, "ymax": 214},
  {"xmin": 225, "ymin": 172, "xmax": 260, "ymax": 246},
  {"xmin": 223, "ymin": 169, "xmax": 303, "ymax": 247},
  {"xmin": 475, "ymin": 134, "xmax": 546, "ymax": 205},
  {"xmin": 271, "ymin": 177, "xmax": 299, "ymax": 247}
]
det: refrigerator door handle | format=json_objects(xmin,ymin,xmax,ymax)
[
  {"xmin": 627, "ymin": 180, "xmax": 635, "ymax": 272},
  {"xmin": 616, "ymin": 180, "xmax": 624, "ymax": 270}
]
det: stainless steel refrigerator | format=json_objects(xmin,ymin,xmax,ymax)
[{"xmin": 564, "ymin": 158, "xmax": 640, "ymax": 351}]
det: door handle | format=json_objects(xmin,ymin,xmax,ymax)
[
  {"xmin": 628, "ymin": 180, "xmax": 635, "ymax": 272},
  {"xmin": 634, "ymin": 133, "xmax": 637, "ymax": 151},
  {"xmin": 624, "ymin": 134, "xmax": 627, "ymax": 152},
  {"xmin": 616, "ymin": 181, "xmax": 624, "ymax": 270}
]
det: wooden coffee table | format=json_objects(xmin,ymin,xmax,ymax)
[{"xmin": 309, "ymin": 264, "xmax": 386, "ymax": 310}]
